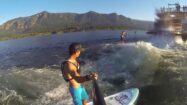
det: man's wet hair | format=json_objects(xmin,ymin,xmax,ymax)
[{"xmin": 69, "ymin": 42, "xmax": 84, "ymax": 55}]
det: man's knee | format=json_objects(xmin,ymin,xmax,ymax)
[
  {"xmin": 82, "ymin": 99, "xmax": 87, "ymax": 105},
  {"xmin": 73, "ymin": 98, "xmax": 83, "ymax": 105}
]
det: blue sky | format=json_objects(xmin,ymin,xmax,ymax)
[{"xmin": 0, "ymin": 0, "xmax": 186, "ymax": 25}]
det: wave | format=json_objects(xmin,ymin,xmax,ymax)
[
  {"xmin": 80, "ymin": 42, "xmax": 162, "ymax": 94},
  {"xmin": 0, "ymin": 38, "xmax": 187, "ymax": 105},
  {"xmin": 0, "ymin": 67, "xmax": 68, "ymax": 105}
]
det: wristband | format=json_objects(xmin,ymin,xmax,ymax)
[{"xmin": 85, "ymin": 75, "xmax": 91, "ymax": 81}]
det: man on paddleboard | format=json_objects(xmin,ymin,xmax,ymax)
[{"xmin": 61, "ymin": 42, "xmax": 98, "ymax": 105}]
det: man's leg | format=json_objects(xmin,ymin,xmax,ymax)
[
  {"xmin": 81, "ymin": 86, "xmax": 89, "ymax": 105},
  {"xmin": 82, "ymin": 99, "xmax": 87, "ymax": 105},
  {"xmin": 69, "ymin": 87, "xmax": 83, "ymax": 105}
]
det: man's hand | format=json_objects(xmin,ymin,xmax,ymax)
[
  {"xmin": 88, "ymin": 72, "xmax": 98, "ymax": 80},
  {"xmin": 92, "ymin": 73, "xmax": 98, "ymax": 80}
]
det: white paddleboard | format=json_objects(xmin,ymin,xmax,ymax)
[{"xmin": 87, "ymin": 88, "xmax": 139, "ymax": 105}]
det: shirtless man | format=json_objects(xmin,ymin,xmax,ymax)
[
  {"xmin": 61, "ymin": 42, "xmax": 98, "ymax": 105},
  {"xmin": 120, "ymin": 31, "xmax": 126, "ymax": 42}
]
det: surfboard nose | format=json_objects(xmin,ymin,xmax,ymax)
[{"xmin": 131, "ymin": 88, "xmax": 139, "ymax": 95}]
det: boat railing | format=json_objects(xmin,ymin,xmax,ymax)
[{"xmin": 156, "ymin": 6, "xmax": 187, "ymax": 14}]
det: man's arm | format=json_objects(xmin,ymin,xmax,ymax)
[{"xmin": 64, "ymin": 63, "xmax": 91, "ymax": 83}]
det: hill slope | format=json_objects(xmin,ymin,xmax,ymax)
[{"xmin": 0, "ymin": 11, "xmax": 153, "ymax": 37}]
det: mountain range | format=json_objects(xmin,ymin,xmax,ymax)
[{"xmin": 0, "ymin": 11, "xmax": 153, "ymax": 39}]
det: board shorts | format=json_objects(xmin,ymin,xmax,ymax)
[{"xmin": 69, "ymin": 85, "xmax": 88, "ymax": 105}]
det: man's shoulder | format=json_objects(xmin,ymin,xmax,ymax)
[{"xmin": 66, "ymin": 62, "xmax": 77, "ymax": 70}]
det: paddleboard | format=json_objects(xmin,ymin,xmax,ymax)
[{"xmin": 87, "ymin": 88, "xmax": 139, "ymax": 105}]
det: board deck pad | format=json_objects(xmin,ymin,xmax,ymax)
[{"xmin": 88, "ymin": 88, "xmax": 139, "ymax": 105}]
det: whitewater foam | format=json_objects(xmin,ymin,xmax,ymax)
[{"xmin": 1, "ymin": 35, "xmax": 187, "ymax": 105}]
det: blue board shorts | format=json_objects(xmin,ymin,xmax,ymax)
[{"xmin": 69, "ymin": 85, "xmax": 88, "ymax": 105}]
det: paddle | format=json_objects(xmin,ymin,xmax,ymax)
[{"xmin": 92, "ymin": 80, "xmax": 106, "ymax": 105}]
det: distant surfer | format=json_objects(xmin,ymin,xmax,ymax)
[
  {"xmin": 120, "ymin": 31, "xmax": 126, "ymax": 42},
  {"xmin": 61, "ymin": 42, "xmax": 98, "ymax": 105}
]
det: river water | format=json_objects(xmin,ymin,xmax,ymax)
[{"xmin": 0, "ymin": 30, "xmax": 187, "ymax": 105}]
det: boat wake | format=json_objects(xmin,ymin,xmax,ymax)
[{"xmin": 0, "ymin": 34, "xmax": 187, "ymax": 105}]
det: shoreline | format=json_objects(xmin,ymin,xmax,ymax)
[{"xmin": 0, "ymin": 28, "xmax": 147, "ymax": 42}]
